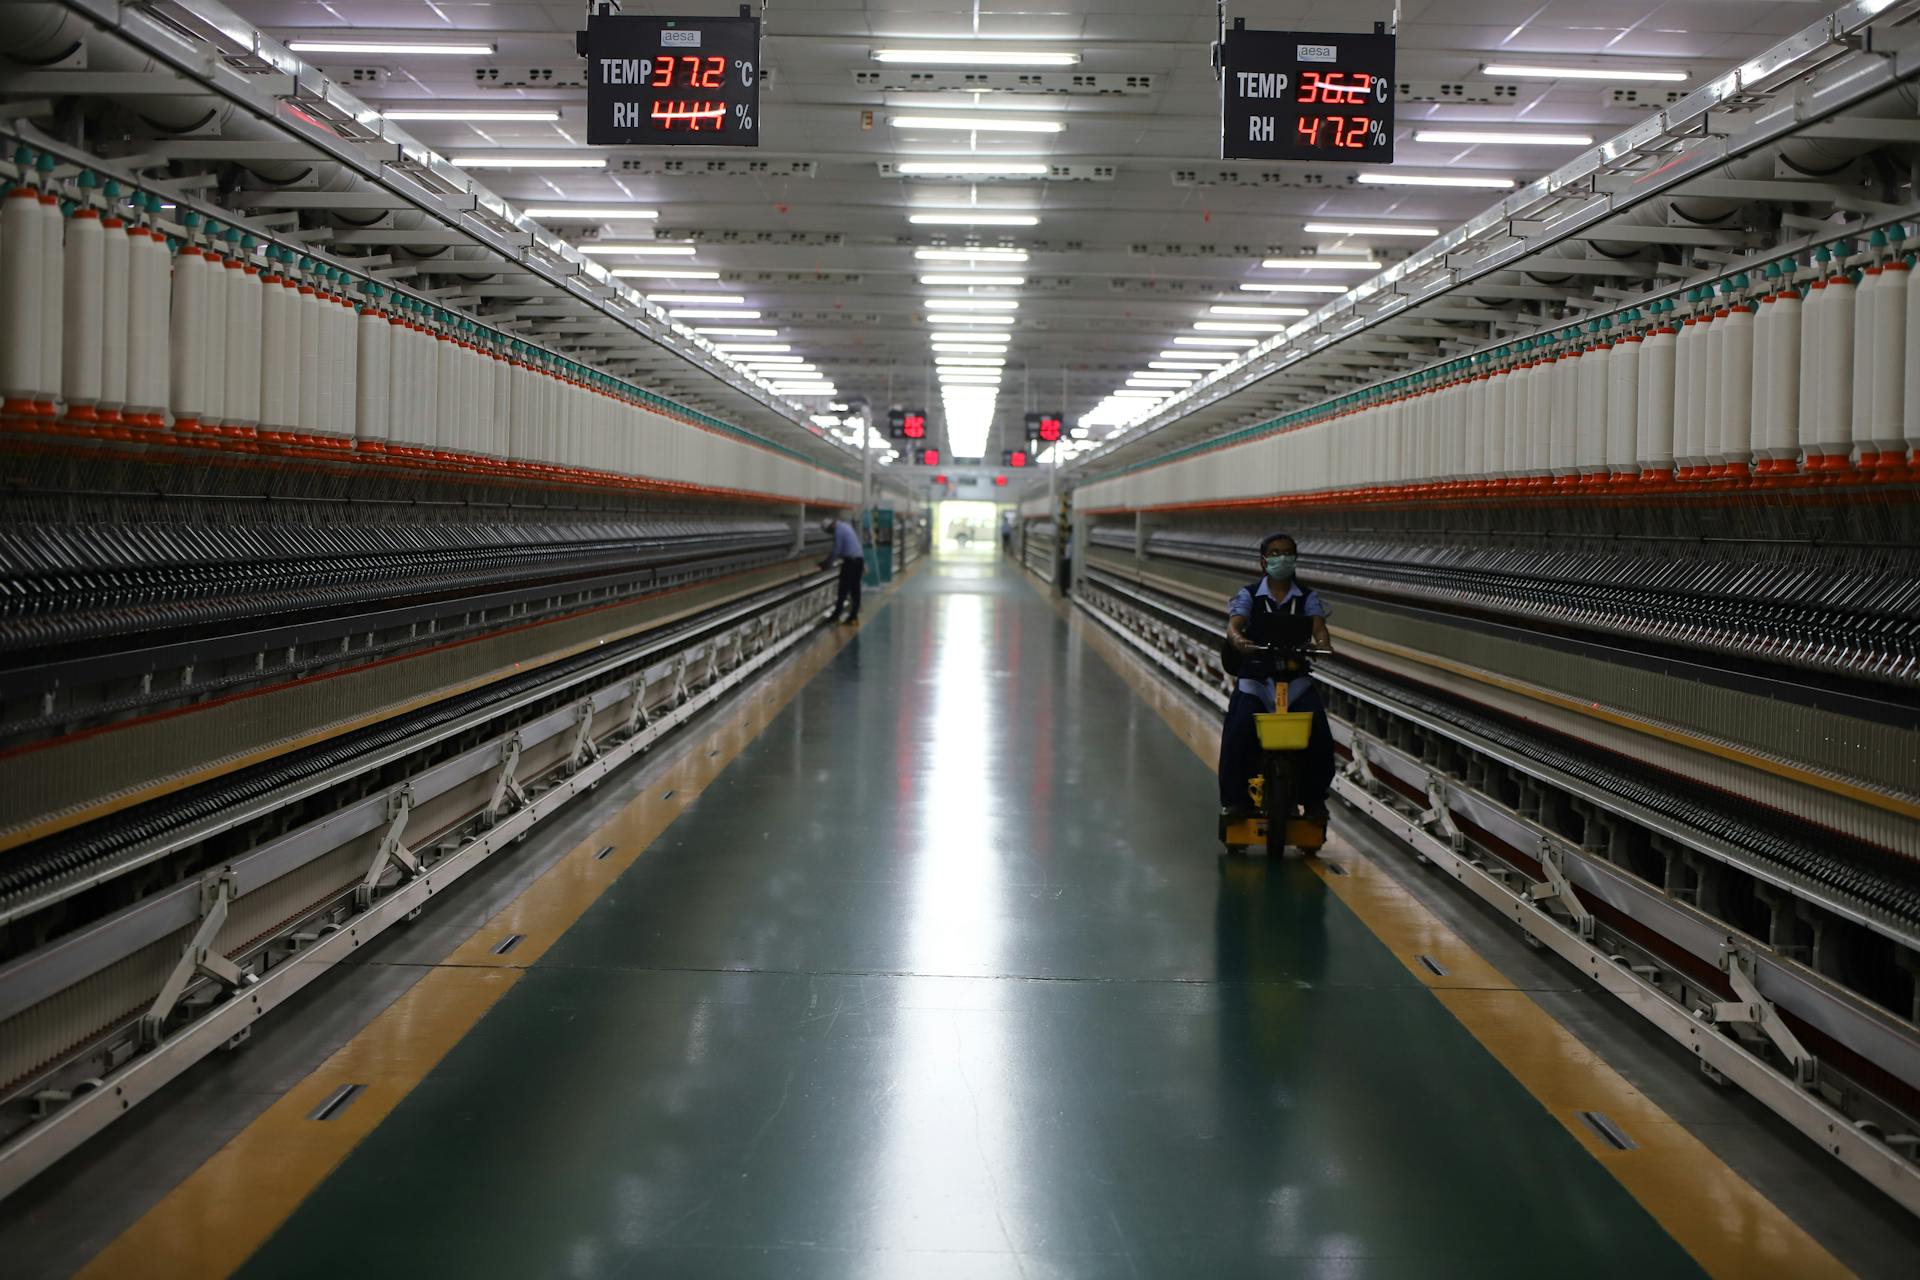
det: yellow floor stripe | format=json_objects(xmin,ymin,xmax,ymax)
[
  {"xmin": 1057, "ymin": 585, "xmax": 1851, "ymax": 1280},
  {"xmin": 77, "ymin": 572, "xmax": 914, "ymax": 1280}
]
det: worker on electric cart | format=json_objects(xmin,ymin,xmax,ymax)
[
  {"xmin": 1219, "ymin": 532, "xmax": 1336, "ymax": 824},
  {"xmin": 819, "ymin": 513, "xmax": 867, "ymax": 624}
]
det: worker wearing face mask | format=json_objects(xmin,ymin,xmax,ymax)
[{"xmin": 1219, "ymin": 532, "xmax": 1336, "ymax": 823}]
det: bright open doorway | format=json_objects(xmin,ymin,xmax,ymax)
[{"xmin": 933, "ymin": 501, "xmax": 999, "ymax": 555}]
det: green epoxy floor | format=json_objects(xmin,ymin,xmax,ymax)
[{"xmin": 237, "ymin": 556, "xmax": 1703, "ymax": 1278}]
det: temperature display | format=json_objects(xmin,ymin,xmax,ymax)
[
  {"xmin": 1221, "ymin": 26, "xmax": 1395, "ymax": 163},
  {"xmin": 584, "ymin": 14, "xmax": 760, "ymax": 147}
]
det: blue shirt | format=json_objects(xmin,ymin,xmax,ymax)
[
  {"xmin": 830, "ymin": 520, "xmax": 864, "ymax": 560},
  {"xmin": 1227, "ymin": 578, "xmax": 1327, "ymax": 712}
]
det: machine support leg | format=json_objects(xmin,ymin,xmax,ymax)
[
  {"xmin": 623, "ymin": 678, "xmax": 651, "ymax": 737},
  {"xmin": 141, "ymin": 871, "xmax": 254, "ymax": 1047},
  {"xmin": 1528, "ymin": 837, "xmax": 1596, "ymax": 940},
  {"xmin": 567, "ymin": 699, "xmax": 600, "ymax": 771},
  {"xmin": 485, "ymin": 735, "xmax": 527, "ymax": 827},
  {"xmin": 1715, "ymin": 944, "xmax": 1819, "ymax": 1087},
  {"xmin": 356, "ymin": 788, "xmax": 420, "ymax": 910}
]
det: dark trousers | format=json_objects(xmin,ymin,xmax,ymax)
[
  {"xmin": 834, "ymin": 557, "xmax": 864, "ymax": 620},
  {"xmin": 1218, "ymin": 683, "xmax": 1335, "ymax": 811}
]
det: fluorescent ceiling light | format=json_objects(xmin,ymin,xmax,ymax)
[
  {"xmin": 713, "ymin": 343, "xmax": 790, "ymax": 353},
  {"xmin": 1130, "ymin": 376, "xmax": 1196, "ymax": 385},
  {"xmin": 669, "ymin": 308, "xmax": 760, "ymax": 319},
  {"xmin": 892, "ymin": 116, "xmax": 1063, "ymax": 134},
  {"xmin": 1261, "ymin": 256, "xmax": 1381, "ymax": 270},
  {"xmin": 932, "ymin": 342, "xmax": 1013, "ymax": 354},
  {"xmin": 385, "ymin": 108, "xmax": 559, "ymax": 122},
  {"xmin": 1240, "ymin": 283, "xmax": 1348, "ymax": 294},
  {"xmin": 1355, "ymin": 173, "xmax": 1515, "ymax": 190},
  {"xmin": 1413, "ymin": 129, "xmax": 1593, "ymax": 147},
  {"xmin": 1302, "ymin": 222, "xmax": 1440, "ymax": 238},
  {"xmin": 290, "ymin": 39, "xmax": 494, "ymax": 55},
  {"xmin": 575, "ymin": 243, "xmax": 697, "ymax": 256},
  {"xmin": 1150, "ymin": 361, "xmax": 1222, "ymax": 371},
  {"xmin": 1159, "ymin": 350, "xmax": 1232, "ymax": 362},
  {"xmin": 1112, "ymin": 389, "xmax": 1169, "ymax": 398},
  {"xmin": 612, "ymin": 268, "xmax": 721, "ymax": 279},
  {"xmin": 693, "ymin": 327, "xmax": 778, "ymax": 337},
  {"xmin": 1210, "ymin": 304, "xmax": 1308, "ymax": 318},
  {"xmin": 871, "ymin": 49, "xmax": 1080, "ymax": 67},
  {"xmin": 920, "ymin": 274, "xmax": 1026, "ymax": 287},
  {"xmin": 930, "ymin": 331, "xmax": 1009, "ymax": 343},
  {"xmin": 896, "ymin": 162, "xmax": 1050, "ymax": 177},
  {"xmin": 909, "ymin": 214, "xmax": 1040, "ymax": 228},
  {"xmin": 648, "ymin": 293, "xmax": 744, "ymax": 305},
  {"xmin": 915, "ymin": 248, "xmax": 1029, "ymax": 263},
  {"xmin": 1173, "ymin": 336, "xmax": 1256, "ymax": 348},
  {"xmin": 936, "ymin": 356, "xmax": 1006, "ymax": 366},
  {"xmin": 940, "ymin": 373, "xmax": 1003, "ymax": 383},
  {"xmin": 776, "ymin": 387, "xmax": 837, "ymax": 395},
  {"xmin": 448, "ymin": 156, "xmax": 606, "ymax": 169},
  {"xmin": 530, "ymin": 207, "xmax": 660, "ymax": 221},
  {"xmin": 929, "ymin": 314, "xmax": 1014, "ymax": 326},
  {"xmin": 1482, "ymin": 62, "xmax": 1687, "ymax": 82},
  {"xmin": 924, "ymin": 298, "xmax": 1018, "ymax": 311},
  {"xmin": 739, "ymin": 356, "xmax": 806, "ymax": 364}
]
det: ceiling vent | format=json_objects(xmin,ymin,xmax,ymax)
[
  {"xmin": 341, "ymin": 67, "xmax": 389, "ymax": 85},
  {"xmin": 853, "ymin": 71, "xmax": 1152, "ymax": 95},
  {"xmin": 876, "ymin": 162, "xmax": 1113, "ymax": 181},
  {"xmin": 473, "ymin": 66, "xmax": 586, "ymax": 89},
  {"xmin": 1396, "ymin": 81, "xmax": 1519, "ymax": 104},
  {"xmin": 1608, "ymin": 87, "xmax": 1688, "ymax": 108},
  {"xmin": 1128, "ymin": 242, "xmax": 1263, "ymax": 259},
  {"xmin": 666, "ymin": 230, "xmax": 847, "ymax": 247},
  {"xmin": 617, "ymin": 159, "xmax": 818, "ymax": 177},
  {"xmin": 1171, "ymin": 168, "xmax": 1336, "ymax": 189}
]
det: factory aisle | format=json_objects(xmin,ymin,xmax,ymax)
[{"xmin": 177, "ymin": 556, "xmax": 1735, "ymax": 1275}]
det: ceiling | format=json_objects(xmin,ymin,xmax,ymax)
[{"xmin": 226, "ymin": 0, "xmax": 1830, "ymax": 465}]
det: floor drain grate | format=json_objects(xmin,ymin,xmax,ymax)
[
  {"xmin": 492, "ymin": 933, "xmax": 526, "ymax": 956},
  {"xmin": 308, "ymin": 1084, "xmax": 366, "ymax": 1122},
  {"xmin": 1577, "ymin": 1110, "xmax": 1637, "ymax": 1150},
  {"xmin": 593, "ymin": 845, "xmax": 615, "ymax": 861},
  {"xmin": 1416, "ymin": 954, "xmax": 1448, "ymax": 977},
  {"xmin": 1323, "ymin": 862, "xmax": 1348, "ymax": 876}
]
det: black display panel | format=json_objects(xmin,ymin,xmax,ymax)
[
  {"xmin": 1024, "ymin": 411, "xmax": 1062, "ymax": 443},
  {"xmin": 1221, "ymin": 26, "xmax": 1394, "ymax": 163},
  {"xmin": 584, "ymin": 13, "xmax": 760, "ymax": 147}
]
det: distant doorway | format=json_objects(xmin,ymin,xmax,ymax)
[{"xmin": 934, "ymin": 500, "xmax": 998, "ymax": 556}]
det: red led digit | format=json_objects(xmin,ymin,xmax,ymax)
[
  {"xmin": 702, "ymin": 55, "xmax": 726, "ymax": 88},
  {"xmin": 1297, "ymin": 69, "xmax": 1320, "ymax": 104},
  {"xmin": 1296, "ymin": 115, "xmax": 1322, "ymax": 147},
  {"xmin": 651, "ymin": 58, "xmax": 672, "ymax": 89}
]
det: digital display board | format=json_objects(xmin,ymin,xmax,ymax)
[
  {"xmin": 916, "ymin": 448, "xmax": 941, "ymax": 466},
  {"xmin": 888, "ymin": 408, "xmax": 928, "ymax": 440},
  {"xmin": 1221, "ymin": 25, "xmax": 1394, "ymax": 163},
  {"xmin": 1002, "ymin": 448, "xmax": 1029, "ymax": 468},
  {"xmin": 584, "ymin": 13, "xmax": 760, "ymax": 147},
  {"xmin": 1024, "ymin": 411, "xmax": 1062, "ymax": 444}
]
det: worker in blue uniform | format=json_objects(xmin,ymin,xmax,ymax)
[
  {"xmin": 1219, "ymin": 532, "xmax": 1336, "ymax": 821},
  {"xmin": 819, "ymin": 513, "xmax": 866, "ymax": 624}
]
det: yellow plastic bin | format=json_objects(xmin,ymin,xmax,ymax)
[{"xmin": 1254, "ymin": 711, "xmax": 1313, "ymax": 751}]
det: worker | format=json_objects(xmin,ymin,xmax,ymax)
[
  {"xmin": 1219, "ymin": 532, "xmax": 1335, "ymax": 822},
  {"xmin": 819, "ymin": 513, "xmax": 866, "ymax": 624}
]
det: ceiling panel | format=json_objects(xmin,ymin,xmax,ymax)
[{"xmin": 227, "ymin": 0, "xmax": 1793, "ymax": 462}]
